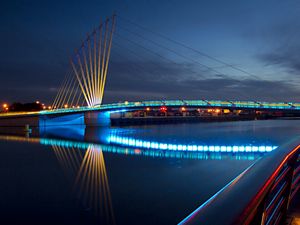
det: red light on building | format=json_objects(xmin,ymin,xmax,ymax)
[{"xmin": 160, "ymin": 106, "xmax": 167, "ymax": 112}]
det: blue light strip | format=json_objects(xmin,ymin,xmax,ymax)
[
  {"xmin": 37, "ymin": 138, "xmax": 265, "ymax": 160},
  {"xmin": 37, "ymin": 99, "xmax": 300, "ymax": 116},
  {"xmin": 107, "ymin": 135, "xmax": 277, "ymax": 153}
]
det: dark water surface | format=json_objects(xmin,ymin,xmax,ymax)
[{"xmin": 1, "ymin": 120, "xmax": 300, "ymax": 225}]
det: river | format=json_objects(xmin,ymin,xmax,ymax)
[{"xmin": 0, "ymin": 119, "xmax": 300, "ymax": 225}]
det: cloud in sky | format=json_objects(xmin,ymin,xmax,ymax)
[
  {"xmin": 1, "ymin": 0, "xmax": 300, "ymax": 104},
  {"xmin": 104, "ymin": 59, "xmax": 300, "ymax": 103}
]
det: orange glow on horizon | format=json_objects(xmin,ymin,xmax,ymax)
[{"xmin": 224, "ymin": 109, "xmax": 230, "ymax": 114}]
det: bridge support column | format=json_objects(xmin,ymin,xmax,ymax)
[
  {"xmin": 84, "ymin": 111, "xmax": 111, "ymax": 126},
  {"xmin": 39, "ymin": 113, "xmax": 85, "ymax": 127}
]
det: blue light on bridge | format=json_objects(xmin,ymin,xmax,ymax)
[
  {"xmin": 107, "ymin": 135, "xmax": 277, "ymax": 153},
  {"xmin": 37, "ymin": 99, "xmax": 300, "ymax": 116},
  {"xmin": 108, "ymin": 109, "xmax": 128, "ymax": 113}
]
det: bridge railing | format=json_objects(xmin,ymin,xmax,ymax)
[
  {"xmin": 179, "ymin": 137, "xmax": 300, "ymax": 225},
  {"xmin": 28, "ymin": 99, "xmax": 300, "ymax": 116}
]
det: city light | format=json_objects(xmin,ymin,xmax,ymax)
[
  {"xmin": 64, "ymin": 104, "xmax": 68, "ymax": 108},
  {"xmin": 36, "ymin": 101, "xmax": 40, "ymax": 104},
  {"xmin": 223, "ymin": 109, "xmax": 230, "ymax": 114},
  {"xmin": 2, "ymin": 103, "xmax": 9, "ymax": 112},
  {"xmin": 146, "ymin": 107, "xmax": 150, "ymax": 111},
  {"xmin": 160, "ymin": 106, "xmax": 167, "ymax": 112},
  {"xmin": 181, "ymin": 106, "xmax": 186, "ymax": 112}
]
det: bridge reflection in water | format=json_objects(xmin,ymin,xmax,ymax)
[
  {"xmin": 52, "ymin": 144, "xmax": 115, "ymax": 225},
  {"xmin": 0, "ymin": 134, "xmax": 115, "ymax": 224},
  {"xmin": 0, "ymin": 125, "xmax": 278, "ymax": 224},
  {"xmin": 38, "ymin": 125, "xmax": 278, "ymax": 159}
]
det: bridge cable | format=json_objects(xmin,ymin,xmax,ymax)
[
  {"xmin": 52, "ymin": 69, "xmax": 74, "ymax": 109},
  {"xmin": 116, "ymin": 16, "xmax": 280, "ymax": 102},
  {"xmin": 58, "ymin": 73, "xmax": 77, "ymax": 108},
  {"xmin": 113, "ymin": 34, "xmax": 254, "ymax": 100},
  {"xmin": 52, "ymin": 69, "xmax": 72, "ymax": 109},
  {"xmin": 116, "ymin": 25, "xmax": 277, "ymax": 102},
  {"xmin": 115, "ymin": 28, "xmax": 229, "ymax": 78},
  {"xmin": 111, "ymin": 45, "xmax": 251, "ymax": 101},
  {"xmin": 118, "ymin": 15, "xmax": 262, "ymax": 80}
]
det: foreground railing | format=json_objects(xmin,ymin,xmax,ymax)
[{"xmin": 179, "ymin": 137, "xmax": 300, "ymax": 225}]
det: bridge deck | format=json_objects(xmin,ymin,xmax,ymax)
[{"xmin": 1, "ymin": 99, "xmax": 300, "ymax": 117}]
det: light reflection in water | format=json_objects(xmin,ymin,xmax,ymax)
[
  {"xmin": 52, "ymin": 145, "xmax": 83, "ymax": 182},
  {"xmin": 40, "ymin": 125, "xmax": 278, "ymax": 154},
  {"xmin": 52, "ymin": 144, "xmax": 115, "ymax": 224},
  {"xmin": 0, "ymin": 131, "xmax": 278, "ymax": 224},
  {"xmin": 0, "ymin": 135, "xmax": 276, "ymax": 160},
  {"xmin": 106, "ymin": 134, "xmax": 277, "ymax": 153},
  {"xmin": 41, "ymin": 138, "xmax": 270, "ymax": 160}
]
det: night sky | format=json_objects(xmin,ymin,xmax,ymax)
[{"xmin": 1, "ymin": 0, "xmax": 300, "ymax": 105}]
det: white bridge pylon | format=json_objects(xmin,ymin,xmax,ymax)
[{"xmin": 52, "ymin": 14, "xmax": 116, "ymax": 109}]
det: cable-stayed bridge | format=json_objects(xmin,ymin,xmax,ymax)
[
  {"xmin": 2, "ymin": 14, "xmax": 300, "ymax": 126},
  {"xmin": 3, "ymin": 14, "xmax": 300, "ymax": 225},
  {"xmin": 52, "ymin": 14, "xmax": 116, "ymax": 109}
]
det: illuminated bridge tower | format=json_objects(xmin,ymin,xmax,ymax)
[{"xmin": 52, "ymin": 14, "xmax": 116, "ymax": 109}]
